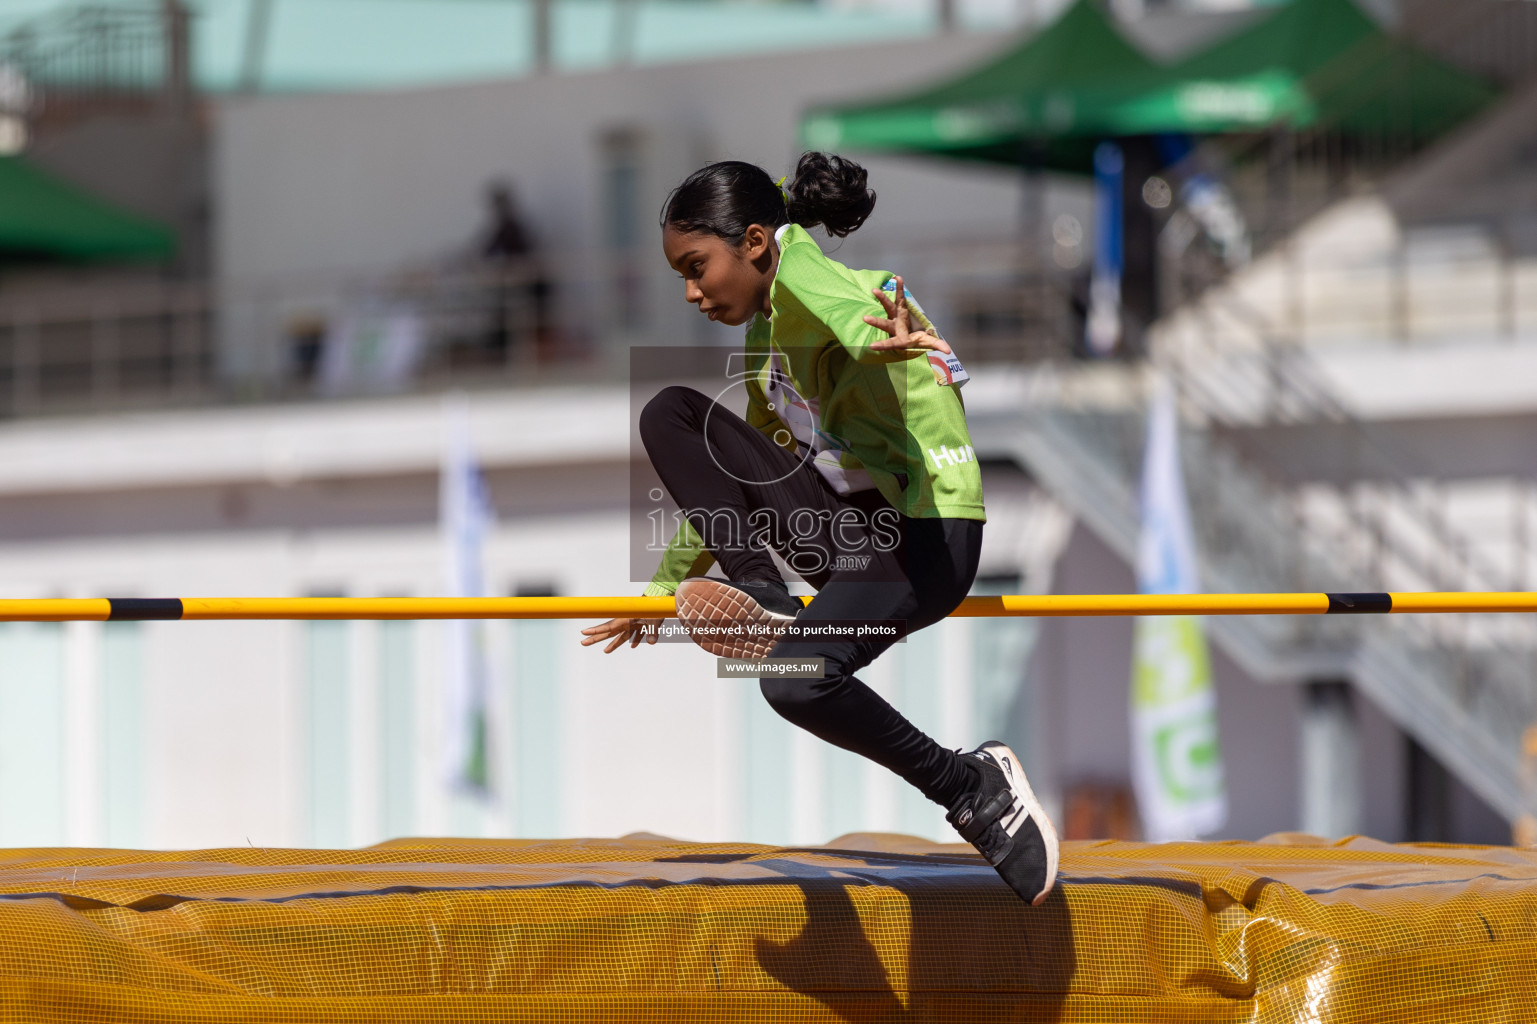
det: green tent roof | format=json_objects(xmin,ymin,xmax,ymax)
[
  {"xmin": 802, "ymin": 0, "xmax": 1495, "ymax": 167},
  {"xmin": 802, "ymin": 0, "xmax": 1154, "ymax": 166},
  {"xmin": 1116, "ymin": 0, "xmax": 1495, "ymax": 137},
  {"xmin": 0, "ymin": 157, "xmax": 175, "ymax": 263}
]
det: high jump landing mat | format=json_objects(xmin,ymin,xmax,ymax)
[{"xmin": 0, "ymin": 832, "xmax": 1531, "ymax": 1023}]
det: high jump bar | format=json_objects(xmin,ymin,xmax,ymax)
[{"xmin": 0, "ymin": 592, "xmax": 1531, "ymax": 621}]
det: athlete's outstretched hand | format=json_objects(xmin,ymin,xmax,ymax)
[
  {"xmin": 580, "ymin": 617, "xmax": 664, "ymax": 653},
  {"xmin": 863, "ymin": 275, "xmax": 953, "ymax": 355}
]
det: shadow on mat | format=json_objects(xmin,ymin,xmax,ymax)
[{"xmin": 744, "ymin": 856, "xmax": 1075, "ymax": 1023}]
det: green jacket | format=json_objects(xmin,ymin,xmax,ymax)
[{"xmin": 643, "ymin": 224, "xmax": 985, "ymax": 597}]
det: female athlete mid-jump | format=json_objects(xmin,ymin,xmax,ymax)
[{"xmin": 581, "ymin": 153, "xmax": 1058, "ymax": 905}]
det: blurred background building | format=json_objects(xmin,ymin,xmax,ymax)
[{"xmin": 0, "ymin": 0, "xmax": 1532, "ymax": 851}]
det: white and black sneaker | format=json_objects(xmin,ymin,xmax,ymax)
[
  {"xmin": 674, "ymin": 576, "xmax": 804, "ymax": 659},
  {"xmin": 947, "ymin": 741, "xmax": 1060, "ymax": 905}
]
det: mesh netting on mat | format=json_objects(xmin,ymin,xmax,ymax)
[{"xmin": 0, "ymin": 832, "xmax": 1532, "ymax": 1022}]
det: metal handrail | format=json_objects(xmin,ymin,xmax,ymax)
[{"xmin": 1155, "ymin": 287, "xmax": 1537, "ymax": 772}]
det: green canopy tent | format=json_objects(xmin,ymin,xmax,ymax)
[
  {"xmin": 0, "ymin": 157, "xmax": 175, "ymax": 263},
  {"xmin": 1109, "ymin": 0, "xmax": 1494, "ymax": 140},
  {"xmin": 801, "ymin": 0, "xmax": 1159, "ymax": 169},
  {"xmin": 802, "ymin": 0, "xmax": 1495, "ymax": 168}
]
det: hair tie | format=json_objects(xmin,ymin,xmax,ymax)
[{"xmin": 775, "ymin": 175, "xmax": 789, "ymax": 206}]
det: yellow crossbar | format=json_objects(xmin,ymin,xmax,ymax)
[{"xmin": 0, "ymin": 592, "xmax": 1530, "ymax": 621}]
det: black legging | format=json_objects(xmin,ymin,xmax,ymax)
[{"xmin": 639, "ymin": 385, "xmax": 979, "ymax": 810}]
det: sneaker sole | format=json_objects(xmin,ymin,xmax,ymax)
[
  {"xmin": 981, "ymin": 741, "xmax": 1060, "ymax": 906},
  {"xmin": 674, "ymin": 579, "xmax": 800, "ymax": 660}
]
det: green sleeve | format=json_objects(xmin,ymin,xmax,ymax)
[
  {"xmin": 642, "ymin": 518, "xmax": 717, "ymax": 597},
  {"xmin": 774, "ymin": 240, "xmax": 927, "ymax": 366}
]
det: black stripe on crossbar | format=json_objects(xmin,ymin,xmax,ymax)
[
  {"xmin": 108, "ymin": 598, "xmax": 184, "ymax": 621},
  {"xmin": 1325, "ymin": 593, "xmax": 1393, "ymax": 614}
]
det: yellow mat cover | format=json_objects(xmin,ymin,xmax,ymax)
[{"xmin": 0, "ymin": 833, "xmax": 1530, "ymax": 1022}]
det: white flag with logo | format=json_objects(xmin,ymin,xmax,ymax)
[
  {"xmin": 441, "ymin": 394, "xmax": 491, "ymax": 797},
  {"xmin": 1131, "ymin": 376, "xmax": 1227, "ymax": 841}
]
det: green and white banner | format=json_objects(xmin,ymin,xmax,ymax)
[{"xmin": 1131, "ymin": 378, "xmax": 1226, "ymax": 841}]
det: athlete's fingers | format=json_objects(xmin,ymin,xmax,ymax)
[
  {"xmin": 868, "ymin": 330, "xmax": 951, "ymax": 354},
  {"xmin": 869, "ymin": 326, "xmax": 928, "ymax": 348},
  {"xmin": 596, "ymin": 618, "xmax": 627, "ymax": 648},
  {"xmin": 866, "ymin": 277, "xmax": 951, "ymax": 356},
  {"xmin": 582, "ymin": 618, "xmax": 631, "ymax": 650},
  {"xmin": 880, "ymin": 303, "xmax": 910, "ymax": 347},
  {"xmin": 613, "ymin": 619, "xmax": 661, "ymax": 649},
  {"xmin": 583, "ymin": 629, "xmax": 621, "ymax": 649},
  {"xmin": 869, "ymin": 287, "xmax": 898, "ymax": 318}
]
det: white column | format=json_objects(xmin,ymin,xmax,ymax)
[
  {"xmin": 712, "ymin": 657, "xmax": 744, "ymax": 842},
  {"xmin": 414, "ymin": 619, "xmax": 447, "ymax": 836},
  {"xmin": 62, "ymin": 619, "xmax": 101, "ymax": 847},
  {"xmin": 350, "ymin": 619, "xmax": 380, "ymax": 846},
  {"xmin": 1300, "ymin": 680, "xmax": 1362, "ymax": 838},
  {"xmin": 790, "ymin": 727, "xmax": 823, "ymax": 846},
  {"xmin": 933, "ymin": 618, "xmax": 975, "ymax": 843},
  {"xmin": 939, "ymin": 618, "xmax": 974, "ymax": 755},
  {"xmin": 861, "ymin": 656, "xmax": 899, "ymax": 834}
]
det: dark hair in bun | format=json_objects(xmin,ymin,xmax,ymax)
[
  {"xmin": 784, "ymin": 152, "xmax": 876, "ymax": 238},
  {"xmin": 659, "ymin": 152, "xmax": 877, "ymax": 244}
]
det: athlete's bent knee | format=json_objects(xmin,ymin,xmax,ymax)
[
  {"xmin": 759, "ymin": 668, "xmax": 848, "ymax": 720},
  {"xmin": 639, "ymin": 385, "xmax": 707, "ymax": 445},
  {"xmin": 759, "ymin": 675, "xmax": 804, "ymax": 716}
]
